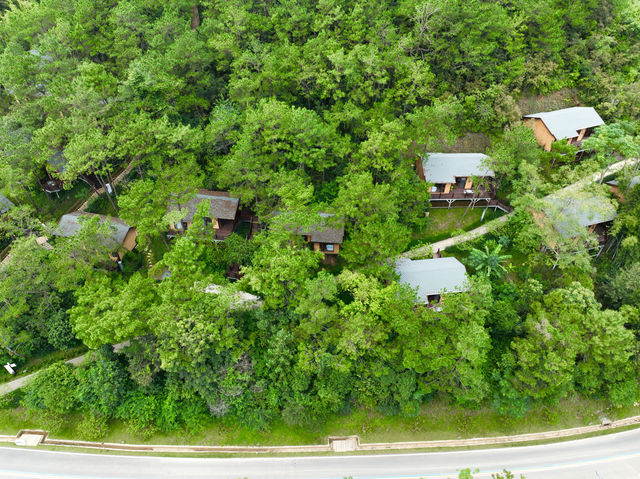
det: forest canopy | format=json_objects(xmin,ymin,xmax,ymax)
[{"xmin": 1, "ymin": 0, "xmax": 640, "ymax": 438}]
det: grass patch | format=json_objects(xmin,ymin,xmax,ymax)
[
  {"xmin": 234, "ymin": 220, "xmax": 251, "ymax": 239},
  {"xmin": 0, "ymin": 346, "xmax": 87, "ymax": 385},
  {"xmin": 1, "ymin": 396, "xmax": 634, "ymax": 447},
  {"xmin": 410, "ymin": 208, "xmax": 504, "ymax": 247},
  {"xmin": 31, "ymin": 182, "xmax": 91, "ymax": 222},
  {"xmin": 149, "ymin": 235, "xmax": 169, "ymax": 265},
  {"xmin": 84, "ymin": 192, "xmax": 118, "ymax": 216}
]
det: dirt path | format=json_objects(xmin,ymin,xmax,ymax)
[
  {"xmin": 0, "ymin": 342, "xmax": 129, "ymax": 398},
  {"xmin": 400, "ymin": 157, "xmax": 639, "ymax": 259}
]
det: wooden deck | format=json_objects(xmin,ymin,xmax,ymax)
[
  {"xmin": 214, "ymin": 221, "xmax": 235, "ymax": 240},
  {"xmin": 430, "ymin": 188, "xmax": 494, "ymax": 201}
]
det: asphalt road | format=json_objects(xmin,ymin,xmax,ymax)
[{"xmin": 2, "ymin": 428, "xmax": 640, "ymax": 479}]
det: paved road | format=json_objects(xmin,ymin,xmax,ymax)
[{"xmin": 2, "ymin": 428, "xmax": 640, "ymax": 478}]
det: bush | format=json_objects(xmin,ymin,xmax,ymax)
[
  {"xmin": 116, "ymin": 390, "xmax": 160, "ymax": 439},
  {"xmin": 76, "ymin": 355, "xmax": 130, "ymax": 417},
  {"xmin": 22, "ymin": 362, "xmax": 78, "ymax": 415},
  {"xmin": 76, "ymin": 413, "xmax": 110, "ymax": 440}
]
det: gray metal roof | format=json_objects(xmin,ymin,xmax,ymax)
[
  {"xmin": 395, "ymin": 257, "xmax": 469, "ymax": 301},
  {"xmin": 0, "ymin": 194, "xmax": 14, "ymax": 214},
  {"xmin": 171, "ymin": 190, "xmax": 239, "ymax": 222},
  {"xmin": 420, "ymin": 153, "xmax": 494, "ymax": 184},
  {"xmin": 524, "ymin": 107, "xmax": 604, "ymax": 140},
  {"xmin": 55, "ymin": 212, "xmax": 132, "ymax": 247},
  {"xmin": 543, "ymin": 191, "xmax": 617, "ymax": 236},
  {"xmin": 47, "ymin": 150, "xmax": 67, "ymax": 174}
]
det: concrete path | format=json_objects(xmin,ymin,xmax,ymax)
[
  {"xmin": 4, "ymin": 427, "xmax": 640, "ymax": 478},
  {"xmin": 401, "ymin": 157, "xmax": 639, "ymax": 259},
  {"xmin": 401, "ymin": 213, "xmax": 513, "ymax": 259},
  {"xmin": 0, "ymin": 342, "xmax": 129, "ymax": 398}
]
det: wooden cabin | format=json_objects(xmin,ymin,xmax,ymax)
[
  {"xmin": 395, "ymin": 257, "xmax": 469, "ymax": 306},
  {"xmin": 416, "ymin": 153, "xmax": 495, "ymax": 208},
  {"xmin": 55, "ymin": 212, "xmax": 137, "ymax": 261},
  {"xmin": 301, "ymin": 213, "xmax": 344, "ymax": 260},
  {"xmin": 168, "ymin": 190, "xmax": 240, "ymax": 240},
  {"xmin": 523, "ymin": 107, "xmax": 604, "ymax": 152},
  {"xmin": 535, "ymin": 191, "xmax": 618, "ymax": 250}
]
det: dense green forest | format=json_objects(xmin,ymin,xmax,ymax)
[{"xmin": 1, "ymin": 0, "xmax": 640, "ymax": 439}]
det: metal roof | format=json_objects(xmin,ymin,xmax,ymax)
[
  {"xmin": 395, "ymin": 257, "xmax": 469, "ymax": 301},
  {"xmin": 47, "ymin": 150, "xmax": 67, "ymax": 174},
  {"xmin": 55, "ymin": 212, "xmax": 132, "ymax": 246},
  {"xmin": 171, "ymin": 189, "xmax": 239, "ymax": 222},
  {"xmin": 420, "ymin": 153, "xmax": 494, "ymax": 184},
  {"xmin": 524, "ymin": 107, "xmax": 604, "ymax": 140},
  {"xmin": 0, "ymin": 194, "xmax": 14, "ymax": 214},
  {"xmin": 543, "ymin": 191, "xmax": 617, "ymax": 236}
]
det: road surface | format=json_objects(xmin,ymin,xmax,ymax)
[{"xmin": 2, "ymin": 427, "xmax": 640, "ymax": 478}]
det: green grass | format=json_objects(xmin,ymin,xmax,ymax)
[
  {"xmin": 31, "ymin": 182, "xmax": 91, "ymax": 222},
  {"xmin": 410, "ymin": 208, "xmax": 504, "ymax": 248},
  {"xmin": 84, "ymin": 192, "xmax": 118, "ymax": 216},
  {"xmin": 1, "ymin": 396, "xmax": 635, "ymax": 447},
  {"xmin": 234, "ymin": 221, "xmax": 251, "ymax": 239},
  {"xmin": 0, "ymin": 346, "xmax": 87, "ymax": 385},
  {"xmin": 149, "ymin": 235, "xmax": 169, "ymax": 265}
]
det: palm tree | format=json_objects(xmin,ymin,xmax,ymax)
[{"xmin": 468, "ymin": 243, "xmax": 511, "ymax": 277}]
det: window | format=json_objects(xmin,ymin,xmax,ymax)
[
  {"xmin": 325, "ymin": 243, "xmax": 335, "ymax": 252},
  {"xmin": 175, "ymin": 222, "xmax": 183, "ymax": 230}
]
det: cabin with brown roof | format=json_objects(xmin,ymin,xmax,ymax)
[
  {"xmin": 277, "ymin": 212, "xmax": 345, "ymax": 260},
  {"xmin": 302, "ymin": 213, "xmax": 344, "ymax": 258},
  {"xmin": 168, "ymin": 190, "xmax": 240, "ymax": 240},
  {"xmin": 523, "ymin": 107, "xmax": 604, "ymax": 152}
]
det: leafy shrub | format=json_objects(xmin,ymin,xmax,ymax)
[
  {"xmin": 76, "ymin": 412, "xmax": 110, "ymax": 440},
  {"xmin": 22, "ymin": 362, "xmax": 78, "ymax": 415},
  {"xmin": 116, "ymin": 390, "xmax": 160, "ymax": 439}
]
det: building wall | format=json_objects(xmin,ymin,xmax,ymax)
[
  {"xmin": 525, "ymin": 118, "xmax": 557, "ymax": 152},
  {"xmin": 313, "ymin": 242, "xmax": 340, "ymax": 254},
  {"xmin": 415, "ymin": 159, "xmax": 425, "ymax": 181},
  {"xmin": 122, "ymin": 228, "xmax": 138, "ymax": 252}
]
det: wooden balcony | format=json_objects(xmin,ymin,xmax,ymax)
[{"xmin": 430, "ymin": 187, "xmax": 494, "ymax": 201}]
